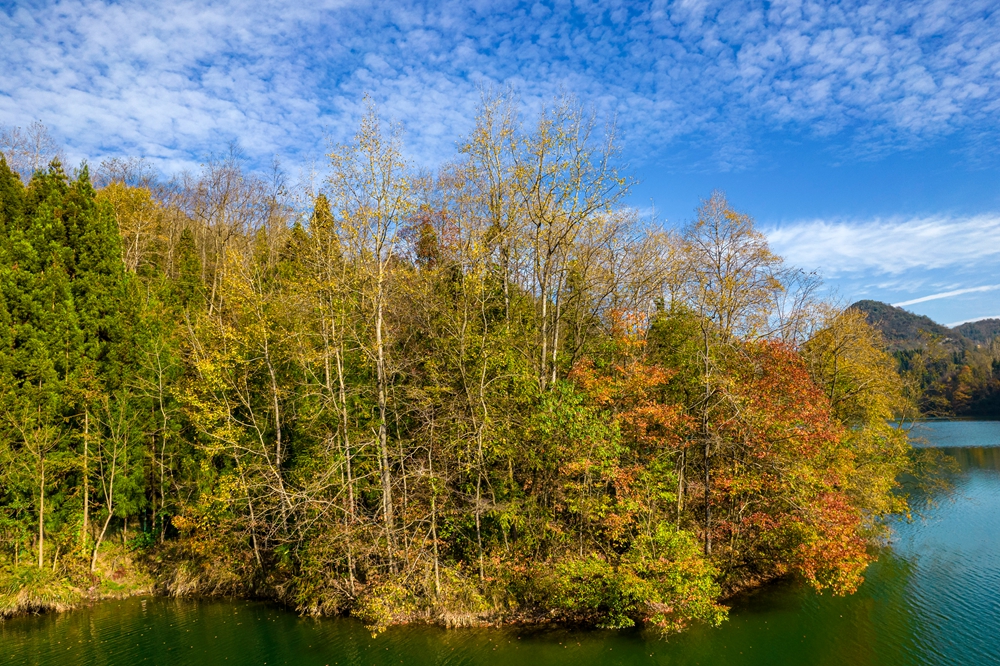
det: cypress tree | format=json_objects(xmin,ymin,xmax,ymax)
[
  {"xmin": 0, "ymin": 156, "xmax": 23, "ymax": 382},
  {"xmin": 172, "ymin": 228, "xmax": 203, "ymax": 309}
]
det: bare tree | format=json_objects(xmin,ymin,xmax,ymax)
[
  {"xmin": 0, "ymin": 121, "xmax": 64, "ymax": 180},
  {"xmin": 327, "ymin": 99, "xmax": 413, "ymax": 563},
  {"xmin": 91, "ymin": 392, "xmax": 137, "ymax": 571}
]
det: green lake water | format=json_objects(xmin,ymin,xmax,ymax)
[{"xmin": 4, "ymin": 420, "xmax": 1000, "ymax": 666}]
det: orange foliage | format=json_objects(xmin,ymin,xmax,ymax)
[{"xmin": 714, "ymin": 341, "xmax": 871, "ymax": 592}]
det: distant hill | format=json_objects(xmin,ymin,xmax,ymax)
[
  {"xmin": 848, "ymin": 300, "xmax": 966, "ymax": 352},
  {"xmin": 847, "ymin": 301, "xmax": 1000, "ymax": 418},
  {"xmin": 954, "ymin": 318, "xmax": 1000, "ymax": 344}
]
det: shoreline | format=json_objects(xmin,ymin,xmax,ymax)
[{"xmin": 0, "ymin": 557, "xmax": 791, "ymax": 634}]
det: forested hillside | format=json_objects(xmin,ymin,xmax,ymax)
[
  {"xmin": 849, "ymin": 300, "xmax": 961, "ymax": 352},
  {"xmin": 851, "ymin": 301, "xmax": 1000, "ymax": 417},
  {"xmin": 0, "ymin": 100, "xmax": 911, "ymax": 633},
  {"xmin": 955, "ymin": 319, "xmax": 1000, "ymax": 344}
]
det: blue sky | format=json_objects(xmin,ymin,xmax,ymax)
[{"xmin": 2, "ymin": 0, "xmax": 999, "ymax": 326}]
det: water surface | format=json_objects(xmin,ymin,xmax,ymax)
[{"xmin": 4, "ymin": 420, "xmax": 999, "ymax": 665}]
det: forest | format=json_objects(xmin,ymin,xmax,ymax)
[
  {"xmin": 849, "ymin": 300, "xmax": 1000, "ymax": 418},
  {"xmin": 0, "ymin": 98, "xmax": 912, "ymax": 634}
]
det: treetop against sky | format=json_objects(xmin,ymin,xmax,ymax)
[{"xmin": 2, "ymin": 0, "xmax": 998, "ymax": 324}]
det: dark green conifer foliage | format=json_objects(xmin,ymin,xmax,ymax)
[
  {"xmin": 280, "ymin": 219, "xmax": 310, "ymax": 275},
  {"xmin": 0, "ymin": 162, "xmax": 80, "ymax": 568},
  {"xmin": 69, "ymin": 166, "xmax": 131, "ymax": 392},
  {"xmin": 0, "ymin": 157, "xmax": 23, "ymax": 379},
  {"xmin": 0, "ymin": 160, "xmax": 142, "ymax": 568},
  {"xmin": 309, "ymin": 193, "xmax": 334, "ymax": 235},
  {"xmin": 6, "ymin": 162, "xmax": 79, "ymax": 409},
  {"xmin": 172, "ymin": 228, "xmax": 203, "ymax": 309},
  {"xmin": 648, "ymin": 304, "xmax": 705, "ymax": 405},
  {"xmin": 0, "ymin": 155, "xmax": 23, "ymax": 238}
]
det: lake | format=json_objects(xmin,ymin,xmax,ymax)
[{"xmin": 4, "ymin": 420, "xmax": 999, "ymax": 666}]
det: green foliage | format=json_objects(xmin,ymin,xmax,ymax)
[
  {"xmin": 354, "ymin": 582, "xmax": 415, "ymax": 636},
  {"xmin": 544, "ymin": 524, "xmax": 725, "ymax": 632},
  {"xmin": 852, "ymin": 300, "xmax": 1000, "ymax": 417},
  {"xmin": 127, "ymin": 530, "xmax": 157, "ymax": 553},
  {"xmin": 0, "ymin": 111, "xmax": 915, "ymax": 638},
  {"xmin": 0, "ymin": 565, "xmax": 82, "ymax": 617}
]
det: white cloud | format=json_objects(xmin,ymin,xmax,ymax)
[
  {"xmin": 2, "ymin": 0, "xmax": 1000, "ymax": 174},
  {"xmin": 766, "ymin": 214, "xmax": 1000, "ymax": 276},
  {"xmin": 894, "ymin": 284, "xmax": 1000, "ymax": 307},
  {"xmin": 947, "ymin": 315, "xmax": 1000, "ymax": 327}
]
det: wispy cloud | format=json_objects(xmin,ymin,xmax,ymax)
[
  {"xmin": 2, "ymin": 0, "xmax": 1000, "ymax": 173},
  {"xmin": 894, "ymin": 284, "xmax": 1000, "ymax": 307},
  {"xmin": 947, "ymin": 315, "xmax": 1000, "ymax": 327},
  {"xmin": 766, "ymin": 214, "xmax": 1000, "ymax": 276}
]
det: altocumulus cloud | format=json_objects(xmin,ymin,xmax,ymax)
[{"xmin": 2, "ymin": 0, "xmax": 1000, "ymax": 172}]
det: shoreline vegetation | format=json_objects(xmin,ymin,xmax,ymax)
[{"xmin": 1, "ymin": 97, "xmax": 915, "ymax": 635}]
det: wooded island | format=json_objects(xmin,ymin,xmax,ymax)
[{"xmin": 0, "ymin": 99, "xmax": 915, "ymax": 634}]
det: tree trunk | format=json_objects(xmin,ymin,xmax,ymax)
[
  {"xmin": 91, "ymin": 510, "xmax": 113, "ymax": 572},
  {"xmin": 246, "ymin": 492, "xmax": 263, "ymax": 568},
  {"xmin": 676, "ymin": 446, "xmax": 685, "ymax": 524},
  {"xmin": 37, "ymin": 463, "xmax": 45, "ymax": 569},
  {"xmin": 158, "ymin": 371, "xmax": 169, "ymax": 544},
  {"xmin": 376, "ymin": 290, "xmax": 394, "ymax": 559},
  {"xmin": 704, "ymin": 438, "xmax": 711, "ymax": 555},
  {"xmin": 475, "ymin": 442, "xmax": 485, "ymax": 581},
  {"xmin": 430, "ymin": 448, "xmax": 441, "ymax": 597},
  {"xmin": 539, "ymin": 272, "xmax": 549, "ymax": 391},
  {"xmin": 82, "ymin": 411, "xmax": 89, "ymax": 549},
  {"xmin": 550, "ymin": 268, "xmax": 564, "ymax": 386},
  {"xmin": 336, "ymin": 344, "xmax": 354, "ymax": 520},
  {"xmin": 702, "ymin": 325, "xmax": 712, "ymax": 556},
  {"xmin": 329, "ymin": 324, "xmax": 356, "ymax": 593}
]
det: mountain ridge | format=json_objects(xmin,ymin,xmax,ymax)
[
  {"xmin": 848, "ymin": 300, "xmax": 1000, "ymax": 417},
  {"xmin": 849, "ymin": 300, "xmax": 999, "ymax": 352},
  {"xmin": 954, "ymin": 318, "xmax": 1000, "ymax": 344}
]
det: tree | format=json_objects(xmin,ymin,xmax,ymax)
[
  {"xmin": 679, "ymin": 191, "xmax": 784, "ymax": 554},
  {"xmin": 90, "ymin": 391, "xmax": 141, "ymax": 571},
  {"xmin": 801, "ymin": 307, "xmax": 910, "ymax": 530},
  {"xmin": 513, "ymin": 99, "xmax": 632, "ymax": 389},
  {"xmin": 4, "ymin": 410, "xmax": 62, "ymax": 568},
  {"xmin": 0, "ymin": 121, "xmax": 63, "ymax": 181},
  {"xmin": 96, "ymin": 183, "xmax": 161, "ymax": 273},
  {"xmin": 327, "ymin": 100, "xmax": 413, "ymax": 563},
  {"xmin": 714, "ymin": 341, "xmax": 869, "ymax": 593}
]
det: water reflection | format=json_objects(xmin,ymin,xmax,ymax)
[{"xmin": 938, "ymin": 445, "xmax": 1000, "ymax": 472}]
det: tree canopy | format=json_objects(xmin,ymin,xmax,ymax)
[{"xmin": 0, "ymin": 105, "xmax": 912, "ymax": 633}]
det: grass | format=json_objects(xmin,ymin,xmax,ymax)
[{"xmin": 0, "ymin": 541, "xmax": 154, "ymax": 619}]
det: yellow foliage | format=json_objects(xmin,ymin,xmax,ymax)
[
  {"xmin": 96, "ymin": 182, "xmax": 161, "ymax": 272},
  {"xmin": 802, "ymin": 308, "xmax": 912, "ymax": 531}
]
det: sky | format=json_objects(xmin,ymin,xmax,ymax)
[{"xmin": 2, "ymin": 0, "xmax": 999, "ymax": 326}]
